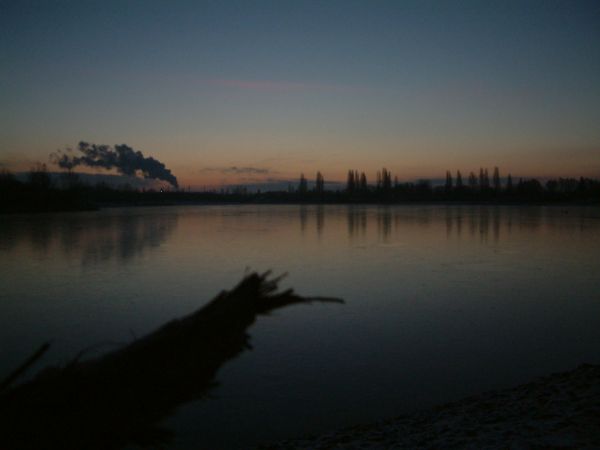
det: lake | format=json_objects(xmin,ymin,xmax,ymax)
[{"xmin": 1, "ymin": 204, "xmax": 599, "ymax": 448}]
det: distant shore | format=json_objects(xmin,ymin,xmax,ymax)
[
  {"xmin": 2, "ymin": 169, "xmax": 599, "ymax": 213},
  {"xmin": 266, "ymin": 363, "xmax": 600, "ymax": 449},
  {"xmin": 2, "ymin": 194, "xmax": 599, "ymax": 214}
]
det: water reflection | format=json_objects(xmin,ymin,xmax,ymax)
[
  {"xmin": 339, "ymin": 205, "xmax": 600, "ymax": 243},
  {"xmin": 299, "ymin": 205, "xmax": 308, "ymax": 233},
  {"xmin": 0, "ymin": 210, "xmax": 179, "ymax": 266},
  {"xmin": 377, "ymin": 207, "xmax": 392, "ymax": 241},
  {"xmin": 3, "ymin": 207, "xmax": 597, "ymax": 266},
  {"xmin": 347, "ymin": 207, "xmax": 367, "ymax": 238},
  {"xmin": 82, "ymin": 213, "xmax": 178, "ymax": 266},
  {"xmin": 316, "ymin": 205, "xmax": 324, "ymax": 237},
  {"xmin": 445, "ymin": 208, "xmax": 453, "ymax": 239},
  {"xmin": 493, "ymin": 208, "xmax": 501, "ymax": 242},
  {"xmin": 1, "ymin": 204, "xmax": 599, "ymax": 449},
  {"xmin": 295, "ymin": 205, "xmax": 325, "ymax": 237}
]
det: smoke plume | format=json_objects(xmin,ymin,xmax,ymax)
[{"xmin": 51, "ymin": 142, "xmax": 178, "ymax": 188}]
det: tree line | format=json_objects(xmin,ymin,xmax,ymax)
[
  {"xmin": 293, "ymin": 167, "xmax": 600, "ymax": 203},
  {"xmin": 1, "ymin": 164, "xmax": 599, "ymax": 213}
]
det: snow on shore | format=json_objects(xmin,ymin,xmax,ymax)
[{"xmin": 266, "ymin": 364, "xmax": 600, "ymax": 449}]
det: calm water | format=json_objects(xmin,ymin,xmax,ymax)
[{"xmin": 1, "ymin": 205, "xmax": 600, "ymax": 448}]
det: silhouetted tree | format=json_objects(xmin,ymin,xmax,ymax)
[
  {"xmin": 468, "ymin": 171, "xmax": 478, "ymax": 190},
  {"xmin": 577, "ymin": 176, "xmax": 588, "ymax": 194},
  {"xmin": 558, "ymin": 177, "xmax": 578, "ymax": 194},
  {"xmin": 445, "ymin": 171, "xmax": 453, "ymax": 193},
  {"xmin": 298, "ymin": 173, "xmax": 308, "ymax": 195},
  {"xmin": 60, "ymin": 169, "xmax": 81, "ymax": 190},
  {"xmin": 0, "ymin": 169, "xmax": 18, "ymax": 187},
  {"xmin": 381, "ymin": 168, "xmax": 392, "ymax": 192},
  {"xmin": 456, "ymin": 170, "xmax": 463, "ymax": 189},
  {"xmin": 346, "ymin": 170, "xmax": 355, "ymax": 193},
  {"xmin": 517, "ymin": 178, "xmax": 543, "ymax": 198},
  {"xmin": 479, "ymin": 168, "xmax": 490, "ymax": 189},
  {"xmin": 416, "ymin": 179, "xmax": 432, "ymax": 196},
  {"xmin": 493, "ymin": 167, "xmax": 501, "ymax": 192},
  {"xmin": 28, "ymin": 163, "xmax": 52, "ymax": 190},
  {"xmin": 506, "ymin": 174, "xmax": 513, "ymax": 193},
  {"xmin": 359, "ymin": 172, "xmax": 367, "ymax": 192},
  {"xmin": 315, "ymin": 171, "xmax": 324, "ymax": 194}
]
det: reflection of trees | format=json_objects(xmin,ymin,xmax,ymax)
[
  {"xmin": 346, "ymin": 207, "xmax": 442, "ymax": 240},
  {"xmin": 468, "ymin": 210, "xmax": 477, "ymax": 237},
  {"xmin": 445, "ymin": 208, "xmax": 453, "ymax": 238},
  {"xmin": 444, "ymin": 206, "xmax": 547, "ymax": 241},
  {"xmin": 316, "ymin": 205, "xmax": 324, "ymax": 236},
  {"xmin": 81, "ymin": 213, "xmax": 179, "ymax": 266},
  {"xmin": 493, "ymin": 208, "xmax": 500, "ymax": 242},
  {"xmin": 297, "ymin": 206, "xmax": 325, "ymax": 236},
  {"xmin": 377, "ymin": 206, "xmax": 392, "ymax": 241},
  {"xmin": 0, "ymin": 211, "xmax": 178, "ymax": 266},
  {"xmin": 347, "ymin": 207, "xmax": 367, "ymax": 239},
  {"xmin": 479, "ymin": 207, "xmax": 489, "ymax": 242},
  {"xmin": 299, "ymin": 205, "xmax": 308, "ymax": 233},
  {"xmin": 342, "ymin": 206, "xmax": 578, "ymax": 243}
]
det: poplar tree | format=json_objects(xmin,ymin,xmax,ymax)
[
  {"xmin": 299, "ymin": 173, "xmax": 308, "ymax": 194},
  {"xmin": 456, "ymin": 170, "xmax": 463, "ymax": 189},
  {"xmin": 469, "ymin": 172, "xmax": 478, "ymax": 190},
  {"xmin": 346, "ymin": 170, "xmax": 355, "ymax": 193},
  {"xmin": 315, "ymin": 172, "xmax": 324, "ymax": 194},
  {"xmin": 493, "ymin": 167, "xmax": 501, "ymax": 192},
  {"xmin": 360, "ymin": 172, "xmax": 367, "ymax": 192},
  {"xmin": 445, "ymin": 170, "xmax": 453, "ymax": 192},
  {"xmin": 506, "ymin": 174, "xmax": 513, "ymax": 192}
]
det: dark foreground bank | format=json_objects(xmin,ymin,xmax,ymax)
[{"xmin": 267, "ymin": 363, "xmax": 600, "ymax": 449}]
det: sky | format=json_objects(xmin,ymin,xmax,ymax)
[{"xmin": 1, "ymin": 0, "xmax": 599, "ymax": 189}]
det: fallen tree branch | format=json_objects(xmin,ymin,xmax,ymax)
[
  {"xmin": 0, "ymin": 272, "xmax": 342, "ymax": 450},
  {"xmin": 0, "ymin": 342, "xmax": 50, "ymax": 394}
]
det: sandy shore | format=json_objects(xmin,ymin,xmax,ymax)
[{"xmin": 265, "ymin": 363, "xmax": 600, "ymax": 449}]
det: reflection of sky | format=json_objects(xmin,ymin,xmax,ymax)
[{"xmin": 1, "ymin": 1, "xmax": 599, "ymax": 187}]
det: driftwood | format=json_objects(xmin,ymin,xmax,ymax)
[{"xmin": 0, "ymin": 272, "xmax": 342, "ymax": 450}]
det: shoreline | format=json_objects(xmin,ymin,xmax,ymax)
[
  {"xmin": 2, "ymin": 199, "xmax": 599, "ymax": 215},
  {"xmin": 266, "ymin": 363, "xmax": 600, "ymax": 449}
]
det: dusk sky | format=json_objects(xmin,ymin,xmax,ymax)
[{"xmin": 1, "ymin": 0, "xmax": 599, "ymax": 189}]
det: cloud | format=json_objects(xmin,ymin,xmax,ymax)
[
  {"xmin": 206, "ymin": 79, "xmax": 308, "ymax": 92},
  {"xmin": 203, "ymin": 78, "xmax": 364, "ymax": 93},
  {"xmin": 201, "ymin": 166, "xmax": 271, "ymax": 175}
]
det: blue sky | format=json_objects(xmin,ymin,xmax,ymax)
[{"xmin": 1, "ymin": 0, "xmax": 599, "ymax": 188}]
